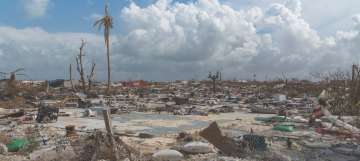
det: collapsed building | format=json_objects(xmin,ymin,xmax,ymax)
[{"xmin": 0, "ymin": 76, "xmax": 359, "ymax": 161}]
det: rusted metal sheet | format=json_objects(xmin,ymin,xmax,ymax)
[{"xmin": 199, "ymin": 122, "xmax": 246, "ymax": 157}]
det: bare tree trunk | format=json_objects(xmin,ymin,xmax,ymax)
[
  {"xmin": 88, "ymin": 80, "xmax": 92, "ymax": 91},
  {"xmin": 69, "ymin": 64, "xmax": 74, "ymax": 91},
  {"xmin": 87, "ymin": 62, "xmax": 96, "ymax": 91},
  {"xmin": 7, "ymin": 74, "xmax": 17, "ymax": 98},
  {"xmin": 76, "ymin": 40, "xmax": 87, "ymax": 93}
]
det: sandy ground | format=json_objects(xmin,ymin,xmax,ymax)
[
  {"xmin": 44, "ymin": 111, "xmax": 277, "ymax": 154},
  {"xmin": 48, "ymin": 111, "xmax": 275, "ymax": 135}
]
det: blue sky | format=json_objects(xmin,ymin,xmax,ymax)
[
  {"xmin": 1, "ymin": 0, "xmax": 360, "ymax": 80},
  {"xmin": 0, "ymin": 0, "xmax": 197, "ymax": 33},
  {"xmin": 0, "ymin": 0, "xmax": 130, "ymax": 33}
]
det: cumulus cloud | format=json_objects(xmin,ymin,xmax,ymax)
[
  {"xmin": 23, "ymin": 0, "xmax": 50, "ymax": 19},
  {"xmin": 1, "ymin": 0, "xmax": 360, "ymax": 80},
  {"xmin": 115, "ymin": 0, "xmax": 360, "ymax": 80},
  {"xmin": 115, "ymin": 0, "xmax": 324, "ymax": 79}
]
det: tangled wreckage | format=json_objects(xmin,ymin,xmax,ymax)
[{"xmin": 0, "ymin": 75, "xmax": 360, "ymax": 161}]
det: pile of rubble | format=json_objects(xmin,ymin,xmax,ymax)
[{"xmin": 0, "ymin": 77, "xmax": 359, "ymax": 161}]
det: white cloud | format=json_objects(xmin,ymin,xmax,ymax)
[
  {"xmin": 1, "ymin": 0, "xmax": 360, "ymax": 80},
  {"xmin": 0, "ymin": 26, "xmax": 106, "ymax": 79},
  {"xmin": 115, "ymin": 0, "xmax": 360, "ymax": 79},
  {"xmin": 225, "ymin": 0, "xmax": 360, "ymax": 36},
  {"xmin": 23, "ymin": 0, "xmax": 50, "ymax": 19}
]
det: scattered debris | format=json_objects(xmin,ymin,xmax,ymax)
[
  {"xmin": 199, "ymin": 122, "xmax": 247, "ymax": 157},
  {"xmin": 152, "ymin": 149, "xmax": 184, "ymax": 161},
  {"xmin": 0, "ymin": 143, "xmax": 7, "ymax": 154},
  {"xmin": 182, "ymin": 142, "xmax": 212, "ymax": 154},
  {"xmin": 6, "ymin": 138, "xmax": 28, "ymax": 152},
  {"xmin": 0, "ymin": 66, "xmax": 359, "ymax": 161},
  {"xmin": 243, "ymin": 134, "xmax": 267, "ymax": 151},
  {"xmin": 138, "ymin": 132, "xmax": 154, "ymax": 138},
  {"xmin": 65, "ymin": 125, "xmax": 78, "ymax": 137},
  {"xmin": 273, "ymin": 125, "xmax": 294, "ymax": 132},
  {"xmin": 36, "ymin": 105, "xmax": 59, "ymax": 123},
  {"xmin": 0, "ymin": 109, "xmax": 25, "ymax": 119}
]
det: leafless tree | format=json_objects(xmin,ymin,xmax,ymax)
[
  {"xmin": 0, "ymin": 68, "xmax": 25, "ymax": 98},
  {"xmin": 311, "ymin": 66, "xmax": 360, "ymax": 116},
  {"xmin": 76, "ymin": 39, "xmax": 87, "ymax": 93}
]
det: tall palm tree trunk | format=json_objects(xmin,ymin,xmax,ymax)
[
  {"xmin": 94, "ymin": 1, "xmax": 113, "ymax": 95},
  {"xmin": 106, "ymin": 39, "xmax": 111, "ymax": 94}
]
